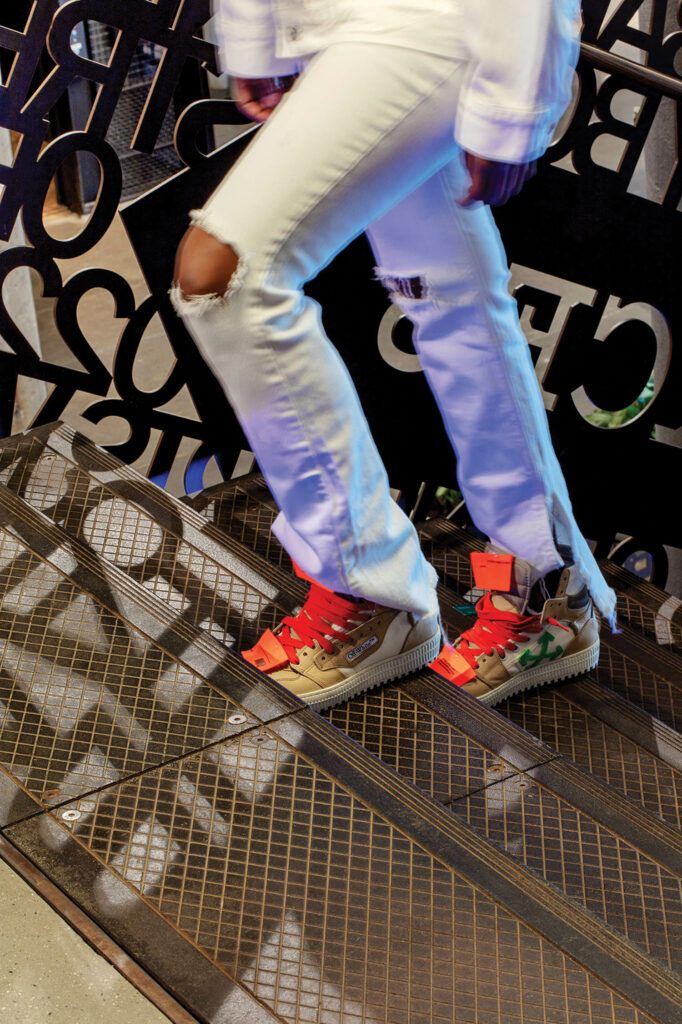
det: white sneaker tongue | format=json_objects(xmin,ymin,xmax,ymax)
[{"xmin": 490, "ymin": 592, "xmax": 525, "ymax": 614}]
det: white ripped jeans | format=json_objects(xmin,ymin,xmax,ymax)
[{"xmin": 172, "ymin": 42, "xmax": 616, "ymax": 625}]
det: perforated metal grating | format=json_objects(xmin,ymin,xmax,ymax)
[
  {"xmin": 594, "ymin": 645, "xmax": 682, "ymax": 734},
  {"xmin": 190, "ymin": 482, "xmax": 287, "ymax": 569},
  {"xmin": 600, "ymin": 565, "xmax": 682, "ymax": 657},
  {"xmin": 0, "ymin": 441, "xmax": 288, "ymax": 654},
  {"xmin": 184, "ymin": 474, "xmax": 682, "ymax": 832},
  {"xmin": 46, "ymin": 729, "xmax": 659, "ymax": 1024},
  {"xmin": 1, "ymin": 435, "xmax": 545, "ymax": 821},
  {"xmin": 0, "ymin": 524, "xmax": 255, "ymax": 815},
  {"xmin": 499, "ymin": 688, "xmax": 682, "ymax": 831},
  {"xmin": 84, "ymin": 21, "xmax": 182, "ymax": 198},
  {"xmin": 449, "ymin": 772, "xmax": 682, "ymax": 973},
  {"xmin": 2, "ymin": 439, "xmax": 681, "ymax": 1022},
  {"xmin": 613, "ymin": 590, "xmax": 682, "ymax": 655},
  {"xmin": 419, "ymin": 527, "xmax": 480, "ymax": 598},
  {"xmin": 327, "ymin": 686, "xmax": 521, "ymax": 804}
]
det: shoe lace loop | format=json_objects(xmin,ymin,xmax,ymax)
[
  {"xmin": 455, "ymin": 592, "xmax": 566, "ymax": 667},
  {"xmin": 278, "ymin": 584, "xmax": 369, "ymax": 665}
]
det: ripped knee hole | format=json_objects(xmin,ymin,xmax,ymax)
[
  {"xmin": 376, "ymin": 272, "xmax": 429, "ymax": 300},
  {"xmin": 171, "ymin": 238, "xmax": 247, "ymax": 316}
]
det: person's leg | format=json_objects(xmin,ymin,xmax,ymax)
[
  {"xmin": 173, "ymin": 43, "xmax": 469, "ymax": 620},
  {"xmin": 365, "ymin": 157, "xmax": 615, "ymax": 702},
  {"xmin": 366, "ymin": 156, "xmax": 615, "ymax": 621}
]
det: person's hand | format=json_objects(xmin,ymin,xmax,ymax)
[
  {"xmin": 460, "ymin": 152, "xmax": 537, "ymax": 207},
  {"xmin": 232, "ymin": 75, "xmax": 299, "ymax": 122}
]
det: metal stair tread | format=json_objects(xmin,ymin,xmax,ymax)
[
  {"xmin": 0, "ymin": 479, "xmax": 303, "ymax": 722},
  {"xmin": 3, "ymin": 480, "xmax": 681, "ymax": 1017},
  {"xmin": 3, "ymin": 428, "xmax": 679, "ymax": 1011},
  {"xmin": 187, "ymin": 473, "xmax": 682, "ymax": 833},
  {"xmin": 10, "ymin": 430, "xmax": 676, "ymax": 850},
  {"xmin": 0, "ymin": 424, "xmax": 564, "ymax": 798},
  {"xmin": 192, "ymin": 472, "xmax": 682, "ymax": 780},
  {"xmin": 0, "ymin": 422, "xmax": 303, "ymax": 602},
  {"xmin": 3, "ymin": 714, "xmax": 675, "ymax": 1024}
]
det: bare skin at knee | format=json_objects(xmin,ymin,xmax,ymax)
[{"xmin": 174, "ymin": 226, "xmax": 240, "ymax": 298}]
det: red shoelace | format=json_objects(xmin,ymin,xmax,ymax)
[
  {"xmin": 278, "ymin": 585, "xmax": 371, "ymax": 665},
  {"xmin": 452, "ymin": 592, "xmax": 568, "ymax": 668}
]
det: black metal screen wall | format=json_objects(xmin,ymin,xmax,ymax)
[
  {"xmin": 0, "ymin": 1, "xmax": 679, "ymax": 563},
  {"xmin": 88, "ymin": 21, "xmax": 182, "ymax": 200}
]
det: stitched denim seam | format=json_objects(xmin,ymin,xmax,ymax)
[{"xmin": 436, "ymin": 168, "xmax": 561, "ymax": 572}]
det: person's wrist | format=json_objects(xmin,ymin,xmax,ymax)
[{"xmin": 238, "ymin": 75, "xmax": 297, "ymax": 102}]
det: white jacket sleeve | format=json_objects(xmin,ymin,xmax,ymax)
[
  {"xmin": 212, "ymin": 0, "xmax": 299, "ymax": 78},
  {"xmin": 456, "ymin": 0, "xmax": 581, "ymax": 163}
]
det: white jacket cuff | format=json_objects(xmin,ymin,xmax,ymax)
[
  {"xmin": 456, "ymin": 102, "xmax": 555, "ymax": 164},
  {"xmin": 219, "ymin": 38, "xmax": 299, "ymax": 78}
]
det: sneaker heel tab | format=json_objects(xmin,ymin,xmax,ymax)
[{"xmin": 555, "ymin": 567, "xmax": 572, "ymax": 599}]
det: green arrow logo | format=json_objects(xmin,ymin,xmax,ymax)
[{"xmin": 518, "ymin": 631, "xmax": 564, "ymax": 668}]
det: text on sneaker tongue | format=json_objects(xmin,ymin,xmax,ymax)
[{"xmin": 346, "ymin": 636, "xmax": 379, "ymax": 662}]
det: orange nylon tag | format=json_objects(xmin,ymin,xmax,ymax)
[
  {"xmin": 242, "ymin": 629, "xmax": 289, "ymax": 673},
  {"xmin": 471, "ymin": 552, "xmax": 513, "ymax": 592},
  {"xmin": 429, "ymin": 645, "xmax": 476, "ymax": 687}
]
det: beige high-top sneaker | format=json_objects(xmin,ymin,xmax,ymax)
[
  {"xmin": 430, "ymin": 551, "xmax": 600, "ymax": 705},
  {"xmin": 243, "ymin": 581, "xmax": 442, "ymax": 710}
]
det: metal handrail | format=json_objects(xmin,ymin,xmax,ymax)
[{"xmin": 580, "ymin": 41, "xmax": 682, "ymax": 102}]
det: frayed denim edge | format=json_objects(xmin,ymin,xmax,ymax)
[{"xmin": 169, "ymin": 210, "xmax": 248, "ymax": 317}]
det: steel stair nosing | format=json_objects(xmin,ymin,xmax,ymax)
[
  {"xmin": 271, "ymin": 709, "xmax": 682, "ymax": 1024},
  {"xmin": 603, "ymin": 561, "xmax": 682, "ymax": 627},
  {"xmin": 1, "ymin": 475, "xmax": 681, "ymax": 1020},
  {"xmin": 400, "ymin": 671, "xmax": 682, "ymax": 879},
  {"xmin": 559, "ymin": 675, "xmax": 682, "ymax": 772},
  {"xmin": 189, "ymin": 471, "xmax": 279, "ymax": 513}
]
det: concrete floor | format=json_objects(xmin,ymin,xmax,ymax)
[{"xmin": 0, "ymin": 859, "xmax": 169, "ymax": 1024}]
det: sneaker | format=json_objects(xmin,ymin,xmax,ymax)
[
  {"xmin": 242, "ymin": 580, "xmax": 442, "ymax": 709},
  {"xmin": 430, "ymin": 550, "xmax": 600, "ymax": 705}
]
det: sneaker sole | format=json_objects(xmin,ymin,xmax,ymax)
[
  {"xmin": 477, "ymin": 637, "xmax": 600, "ymax": 707},
  {"xmin": 302, "ymin": 630, "xmax": 443, "ymax": 711}
]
